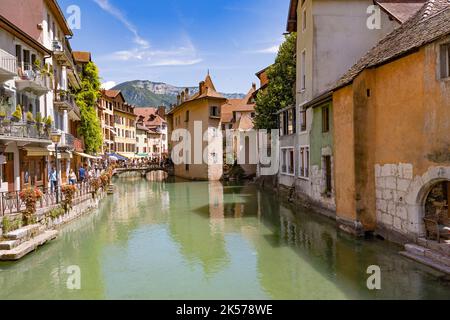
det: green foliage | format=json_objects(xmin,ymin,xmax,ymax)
[
  {"xmin": 74, "ymin": 62, "xmax": 102, "ymax": 153},
  {"xmin": 35, "ymin": 112, "xmax": 42, "ymax": 124},
  {"xmin": 48, "ymin": 206, "xmax": 65, "ymax": 219},
  {"xmin": 254, "ymin": 32, "xmax": 297, "ymax": 129},
  {"xmin": 2, "ymin": 216, "xmax": 21, "ymax": 234},
  {"xmin": 44, "ymin": 115, "xmax": 53, "ymax": 127}
]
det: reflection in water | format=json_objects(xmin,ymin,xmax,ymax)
[{"xmin": 0, "ymin": 179, "xmax": 449, "ymax": 299}]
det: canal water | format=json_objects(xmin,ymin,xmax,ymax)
[{"xmin": 0, "ymin": 176, "xmax": 449, "ymax": 299}]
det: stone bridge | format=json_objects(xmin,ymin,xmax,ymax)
[{"xmin": 113, "ymin": 165, "xmax": 171, "ymax": 178}]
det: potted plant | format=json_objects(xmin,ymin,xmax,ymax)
[
  {"xmin": 19, "ymin": 186, "xmax": 43, "ymax": 226},
  {"xmin": 61, "ymin": 184, "xmax": 77, "ymax": 213},
  {"xmin": 11, "ymin": 105, "xmax": 22, "ymax": 122},
  {"xmin": 26, "ymin": 111, "xmax": 35, "ymax": 125},
  {"xmin": 33, "ymin": 59, "xmax": 41, "ymax": 73},
  {"xmin": 44, "ymin": 115, "xmax": 53, "ymax": 136}
]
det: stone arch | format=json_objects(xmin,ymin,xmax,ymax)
[{"xmin": 405, "ymin": 166, "xmax": 450, "ymax": 237}]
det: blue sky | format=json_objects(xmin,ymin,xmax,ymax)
[{"xmin": 59, "ymin": 0, "xmax": 288, "ymax": 93}]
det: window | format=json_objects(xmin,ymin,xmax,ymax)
[
  {"xmin": 299, "ymin": 146, "xmax": 310, "ymax": 179},
  {"xmin": 440, "ymin": 43, "xmax": 450, "ymax": 79},
  {"xmin": 322, "ymin": 105, "xmax": 330, "ymax": 133},
  {"xmin": 281, "ymin": 147, "xmax": 294, "ymax": 175},
  {"xmin": 210, "ymin": 106, "xmax": 220, "ymax": 117},
  {"xmin": 185, "ymin": 110, "xmax": 189, "ymax": 122},
  {"xmin": 301, "ymin": 50, "xmax": 306, "ymax": 91},
  {"xmin": 300, "ymin": 109, "xmax": 307, "ymax": 132},
  {"xmin": 302, "ymin": 9, "xmax": 307, "ymax": 32}
]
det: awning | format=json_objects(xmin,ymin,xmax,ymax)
[
  {"xmin": 137, "ymin": 153, "xmax": 149, "ymax": 157},
  {"xmin": 24, "ymin": 147, "xmax": 51, "ymax": 157},
  {"xmin": 107, "ymin": 153, "xmax": 128, "ymax": 161},
  {"xmin": 74, "ymin": 151, "xmax": 101, "ymax": 160}
]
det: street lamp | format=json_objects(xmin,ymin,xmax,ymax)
[{"xmin": 50, "ymin": 131, "xmax": 62, "ymax": 203}]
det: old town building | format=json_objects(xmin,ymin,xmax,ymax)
[
  {"xmin": 134, "ymin": 107, "xmax": 168, "ymax": 158},
  {"xmin": 280, "ymin": 0, "xmax": 406, "ymax": 215},
  {"xmin": 332, "ymin": 2, "xmax": 450, "ymax": 240},
  {"xmin": 167, "ymin": 73, "xmax": 227, "ymax": 180},
  {"xmin": 110, "ymin": 90, "xmax": 136, "ymax": 159}
]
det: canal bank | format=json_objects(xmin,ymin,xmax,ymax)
[
  {"xmin": 0, "ymin": 177, "xmax": 449, "ymax": 299},
  {"xmin": 0, "ymin": 186, "xmax": 107, "ymax": 261}
]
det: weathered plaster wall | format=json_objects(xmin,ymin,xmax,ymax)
[
  {"xmin": 310, "ymin": 102, "xmax": 335, "ymax": 211},
  {"xmin": 332, "ymin": 86, "xmax": 356, "ymax": 224},
  {"xmin": 333, "ymin": 40, "xmax": 450, "ymax": 238}
]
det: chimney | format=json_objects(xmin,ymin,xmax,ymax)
[
  {"xmin": 157, "ymin": 106, "xmax": 166, "ymax": 119},
  {"xmin": 184, "ymin": 88, "xmax": 189, "ymax": 100},
  {"xmin": 180, "ymin": 91, "xmax": 185, "ymax": 103},
  {"xmin": 177, "ymin": 94, "xmax": 181, "ymax": 105},
  {"xmin": 199, "ymin": 81, "xmax": 205, "ymax": 95}
]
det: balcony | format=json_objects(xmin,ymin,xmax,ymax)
[
  {"xmin": 0, "ymin": 49, "xmax": 17, "ymax": 82},
  {"xmin": 54, "ymin": 90, "xmax": 81, "ymax": 120},
  {"xmin": 58, "ymin": 132, "xmax": 75, "ymax": 151},
  {"xmin": 0, "ymin": 119, "xmax": 51, "ymax": 143},
  {"xmin": 15, "ymin": 63, "xmax": 50, "ymax": 96},
  {"xmin": 52, "ymin": 40, "xmax": 72, "ymax": 66}
]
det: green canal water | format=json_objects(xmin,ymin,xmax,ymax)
[{"xmin": 0, "ymin": 176, "xmax": 449, "ymax": 299}]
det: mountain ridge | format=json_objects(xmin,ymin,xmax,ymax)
[{"xmin": 112, "ymin": 80, "xmax": 245, "ymax": 108}]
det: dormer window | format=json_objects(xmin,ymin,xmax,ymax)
[{"xmin": 440, "ymin": 43, "xmax": 450, "ymax": 79}]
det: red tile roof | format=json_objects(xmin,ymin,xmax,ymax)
[
  {"xmin": 134, "ymin": 108, "xmax": 166, "ymax": 127},
  {"xmin": 72, "ymin": 51, "xmax": 91, "ymax": 63}
]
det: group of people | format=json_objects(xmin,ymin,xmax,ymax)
[{"xmin": 48, "ymin": 162, "xmax": 110, "ymax": 192}]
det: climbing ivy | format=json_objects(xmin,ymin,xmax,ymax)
[{"xmin": 74, "ymin": 62, "xmax": 103, "ymax": 153}]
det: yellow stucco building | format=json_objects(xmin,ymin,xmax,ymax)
[
  {"xmin": 332, "ymin": 5, "xmax": 450, "ymax": 242},
  {"xmin": 109, "ymin": 90, "xmax": 137, "ymax": 159},
  {"xmin": 167, "ymin": 74, "xmax": 227, "ymax": 180}
]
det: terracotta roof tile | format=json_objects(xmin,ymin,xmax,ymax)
[
  {"xmin": 72, "ymin": 51, "xmax": 91, "ymax": 63},
  {"xmin": 134, "ymin": 107, "xmax": 166, "ymax": 127}
]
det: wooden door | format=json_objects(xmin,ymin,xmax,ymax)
[{"xmin": 5, "ymin": 153, "xmax": 15, "ymax": 192}]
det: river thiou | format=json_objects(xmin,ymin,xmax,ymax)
[{"xmin": 0, "ymin": 179, "xmax": 449, "ymax": 299}]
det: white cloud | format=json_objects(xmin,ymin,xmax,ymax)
[
  {"xmin": 248, "ymin": 45, "xmax": 280, "ymax": 54},
  {"xmin": 93, "ymin": 0, "xmax": 149, "ymax": 48},
  {"xmin": 93, "ymin": 0, "xmax": 202, "ymax": 68},
  {"xmin": 101, "ymin": 81, "xmax": 117, "ymax": 89}
]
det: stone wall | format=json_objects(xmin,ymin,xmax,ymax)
[{"xmin": 375, "ymin": 163, "xmax": 413, "ymax": 238}]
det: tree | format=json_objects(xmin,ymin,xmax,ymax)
[
  {"xmin": 254, "ymin": 32, "xmax": 297, "ymax": 129},
  {"xmin": 75, "ymin": 62, "xmax": 103, "ymax": 153}
]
